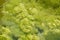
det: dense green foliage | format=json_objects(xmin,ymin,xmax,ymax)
[{"xmin": 0, "ymin": 0, "xmax": 60, "ymax": 40}]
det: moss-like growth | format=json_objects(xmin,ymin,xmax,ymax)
[{"xmin": 0, "ymin": 0, "xmax": 60, "ymax": 40}]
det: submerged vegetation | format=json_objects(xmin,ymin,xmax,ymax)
[{"xmin": 0, "ymin": 0, "xmax": 60, "ymax": 40}]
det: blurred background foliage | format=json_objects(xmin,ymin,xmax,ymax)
[{"xmin": 0, "ymin": 0, "xmax": 60, "ymax": 40}]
